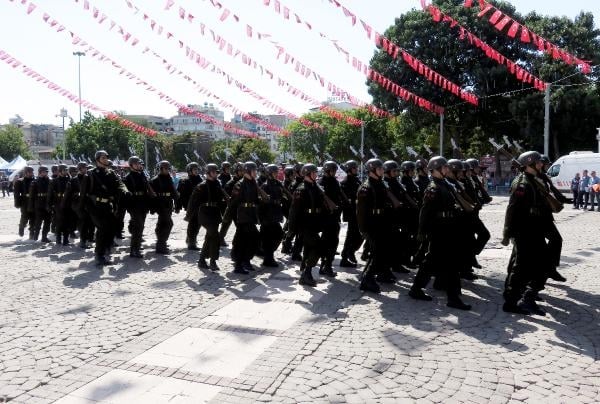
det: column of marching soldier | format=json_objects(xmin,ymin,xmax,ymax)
[{"xmin": 12, "ymin": 149, "xmax": 569, "ymax": 315}]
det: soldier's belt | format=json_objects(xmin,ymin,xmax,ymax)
[
  {"xmin": 201, "ymin": 202, "xmax": 218, "ymax": 207},
  {"xmin": 37, "ymin": 193, "xmax": 47, "ymax": 197},
  {"xmin": 307, "ymin": 208, "xmax": 321, "ymax": 214},
  {"xmin": 371, "ymin": 209, "xmax": 384, "ymax": 215},
  {"xmin": 95, "ymin": 197, "xmax": 111, "ymax": 203},
  {"xmin": 241, "ymin": 202, "xmax": 256, "ymax": 207},
  {"xmin": 437, "ymin": 211, "xmax": 455, "ymax": 218},
  {"xmin": 158, "ymin": 192, "xmax": 171, "ymax": 196}
]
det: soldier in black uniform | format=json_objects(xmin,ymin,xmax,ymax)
[
  {"xmin": 356, "ymin": 159, "xmax": 396, "ymax": 293},
  {"xmin": 47, "ymin": 164, "xmax": 73, "ymax": 245},
  {"xmin": 400, "ymin": 161, "xmax": 421, "ymax": 268},
  {"xmin": 69, "ymin": 162, "xmax": 94, "ymax": 249},
  {"xmin": 123, "ymin": 156, "xmax": 153, "ymax": 258},
  {"xmin": 80, "ymin": 150, "xmax": 130, "ymax": 265},
  {"xmin": 218, "ymin": 161, "xmax": 232, "ymax": 187},
  {"xmin": 228, "ymin": 162, "xmax": 262, "ymax": 274},
  {"xmin": 502, "ymin": 151, "xmax": 551, "ymax": 315},
  {"xmin": 289, "ymin": 164, "xmax": 325, "ymax": 286},
  {"xmin": 149, "ymin": 160, "xmax": 179, "ymax": 254},
  {"xmin": 177, "ymin": 162, "xmax": 203, "ymax": 250},
  {"xmin": 219, "ymin": 162, "xmax": 243, "ymax": 247},
  {"xmin": 415, "ymin": 158, "xmax": 430, "ymax": 196},
  {"xmin": 187, "ymin": 163, "xmax": 228, "ymax": 271},
  {"xmin": 14, "ymin": 166, "xmax": 35, "ymax": 239},
  {"xmin": 465, "ymin": 158, "xmax": 492, "ymax": 270},
  {"xmin": 408, "ymin": 157, "xmax": 471, "ymax": 310},
  {"xmin": 283, "ymin": 162, "xmax": 305, "ymax": 261},
  {"xmin": 340, "ymin": 160, "xmax": 362, "ymax": 267},
  {"xmin": 319, "ymin": 161, "xmax": 345, "ymax": 277},
  {"xmin": 259, "ymin": 164, "xmax": 289, "ymax": 267},
  {"xmin": 28, "ymin": 166, "xmax": 52, "ymax": 242}
]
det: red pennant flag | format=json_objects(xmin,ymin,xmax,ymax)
[
  {"xmin": 283, "ymin": 7, "xmax": 289, "ymax": 19},
  {"xmin": 360, "ymin": 20, "xmax": 372, "ymax": 38},
  {"xmin": 520, "ymin": 26, "xmax": 530, "ymax": 43},
  {"xmin": 489, "ymin": 10, "xmax": 502, "ymax": 24},
  {"xmin": 464, "ymin": 0, "xmax": 473, "ymax": 7},
  {"xmin": 495, "ymin": 16, "xmax": 511, "ymax": 31},
  {"xmin": 246, "ymin": 24, "xmax": 252, "ymax": 37},
  {"xmin": 219, "ymin": 9, "xmax": 230, "ymax": 21},
  {"xmin": 507, "ymin": 21, "xmax": 520, "ymax": 37},
  {"xmin": 477, "ymin": 3, "xmax": 493, "ymax": 17}
]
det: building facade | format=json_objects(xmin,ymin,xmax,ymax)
[{"xmin": 171, "ymin": 103, "xmax": 226, "ymax": 138}]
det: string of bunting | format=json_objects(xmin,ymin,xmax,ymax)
[
  {"xmin": 256, "ymin": 0, "xmax": 445, "ymax": 115},
  {"xmin": 464, "ymin": 0, "xmax": 592, "ymax": 74},
  {"xmin": 425, "ymin": 4, "xmax": 547, "ymax": 92},
  {"xmin": 0, "ymin": 49, "xmax": 158, "ymax": 137},
  {"xmin": 324, "ymin": 0, "xmax": 478, "ymax": 106},
  {"xmin": 67, "ymin": 0, "xmax": 322, "ymax": 131},
  {"xmin": 117, "ymin": 0, "xmax": 360, "ymax": 126},
  {"xmin": 179, "ymin": 0, "xmax": 391, "ymax": 119},
  {"xmin": 10, "ymin": 0, "xmax": 262, "ymax": 137}
]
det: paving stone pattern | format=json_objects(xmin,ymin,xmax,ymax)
[{"xmin": 0, "ymin": 196, "xmax": 598, "ymax": 403}]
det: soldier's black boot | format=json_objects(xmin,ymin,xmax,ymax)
[
  {"xmin": 62, "ymin": 234, "xmax": 70, "ymax": 246},
  {"xmin": 187, "ymin": 239, "xmax": 200, "ymax": 251},
  {"xmin": 243, "ymin": 261, "xmax": 256, "ymax": 272},
  {"xmin": 40, "ymin": 233, "xmax": 51, "ymax": 243},
  {"xmin": 502, "ymin": 301, "xmax": 531, "ymax": 315},
  {"xmin": 409, "ymin": 287, "xmax": 433, "ymax": 301},
  {"xmin": 29, "ymin": 230, "xmax": 35, "ymax": 240},
  {"xmin": 233, "ymin": 261, "xmax": 249, "ymax": 275},
  {"xmin": 520, "ymin": 293, "xmax": 546, "ymax": 316},
  {"xmin": 209, "ymin": 259, "xmax": 220, "ymax": 271},
  {"xmin": 18, "ymin": 225, "xmax": 24, "ymax": 237},
  {"xmin": 472, "ymin": 257, "xmax": 482, "ymax": 269},
  {"xmin": 262, "ymin": 254, "xmax": 279, "ymax": 268},
  {"xmin": 447, "ymin": 297, "xmax": 472, "ymax": 311},
  {"xmin": 391, "ymin": 264, "xmax": 410, "ymax": 274},
  {"xmin": 339, "ymin": 257, "xmax": 357, "ymax": 268},
  {"xmin": 129, "ymin": 249, "xmax": 143, "ymax": 258},
  {"xmin": 299, "ymin": 267, "xmax": 317, "ymax": 287},
  {"xmin": 95, "ymin": 255, "xmax": 112, "ymax": 266},
  {"xmin": 198, "ymin": 257, "xmax": 209, "ymax": 269},
  {"xmin": 281, "ymin": 240, "xmax": 292, "ymax": 254},
  {"xmin": 319, "ymin": 262, "xmax": 337, "ymax": 278},
  {"xmin": 548, "ymin": 268, "xmax": 566, "ymax": 282},
  {"xmin": 155, "ymin": 243, "xmax": 170, "ymax": 255},
  {"xmin": 376, "ymin": 270, "xmax": 397, "ymax": 284},
  {"xmin": 359, "ymin": 276, "xmax": 381, "ymax": 294},
  {"xmin": 291, "ymin": 252, "xmax": 302, "ymax": 261}
]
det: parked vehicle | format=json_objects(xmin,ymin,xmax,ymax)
[{"xmin": 547, "ymin": 152, "xmax": 600, "ymax": 195}]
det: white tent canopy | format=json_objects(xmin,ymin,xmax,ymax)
[
  {"xmin": 4, "ymin": 155, "xmax": 27, "ymax": 171},
  {"xmin": 0, "ymin": 156, "xmax": 7, "ymax": 167}
]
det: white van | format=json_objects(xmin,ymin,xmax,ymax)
[{"xmin": 547, "ymin": 152, "xmax": 600, "ymax": 195}]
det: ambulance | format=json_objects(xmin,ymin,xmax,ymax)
[{"xmin": 547, "ymin": 152, "xmax": 600, "ymax": 195}]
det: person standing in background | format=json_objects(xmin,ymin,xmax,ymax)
[{"xmin": 571, "ymin": 173, "xmax": 580, "ymax": 209}]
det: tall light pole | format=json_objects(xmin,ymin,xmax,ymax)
[
  {"xmin": 596, "ymin": 127, "xmax": 600, "ymax": 154},
  {"xmin": 56, "ymin": 108, "xmax": 68, "ymax": 161},
  {"xmin": 73, "ymin": 51, "xmax": 86, "ymax": 122}
]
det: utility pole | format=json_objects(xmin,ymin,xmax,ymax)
[
  {"xmin": 439, "ymin": 113, "xmax": 444, "ymax": 157},
  {"xmin": 73, "ymin": 51, "xmax": 86, "ymax": 122},
  {"xmin": 56, "ymin": 108, "xmax": 68, "ymax": 161},
  {"xmin": 596, "ymin": 127, "xmax": 600, "ymax": 153},
  {"xmin": 544, "ymin": 84, "xmax": 551, "ymax": 156}
]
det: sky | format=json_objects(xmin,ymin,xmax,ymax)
[{"xmin": 0, "ymin": 0, "xmax": 597, "ymax": 129}]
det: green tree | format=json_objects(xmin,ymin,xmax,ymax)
[
  {"xmin": 0, "ymin": 125, "xmax": 32, "ymax": 160},
  {"xmin": 211, "ymin": 137, "xmax": 274, "ymax": 163}
]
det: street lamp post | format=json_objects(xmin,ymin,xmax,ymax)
[
  {"xmin": 596, "ymin": 127, "xmax": 600, "ymax": 153},
  {"xmin": 72, "ymin": 51, "xmax": 86, "ymax": 122},
  {"xmin": 56, "ymin": 108, "xmax": 68, "ymax": 161}
]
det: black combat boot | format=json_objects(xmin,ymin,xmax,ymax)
[
  {"xmin": 262, "ymin": 254, "xmax": 279, "ymax": 268},
  {"xmin": 18, "ymin": 226, "xmax": 24, "ymax": 237},
  {"xmin": 547, "ymin": 268, "xmax": 566, "ymax": 282},
  {"xmin": 299, "ymin": 267, "xmax": 317, "ymax": 287},
  {"xmin": 209, "ymin": 259, "xmax": 220, "ymax": 271},
  {"xmin": 29, "ymin": 230, "xmax": 35, "ymax": 240},
  {"xmin": 339, "ymin": 257, "xmax": 357, "ymax": 268},
  {"xmin": 129, "ymin": 249, "xmax": 143, "ymax": 258},
  {"xmin": 40, "ymin": 233, "xmax": 51, "ymax": 243},
  {"xmin": 359, "ymin": 277, "xmax": 381, "ymax": 293},
  {"xmin": 233, "ymin": 261, "xmax": 249, "ymax": 274},
  {"xmin": 502, "ymin": 301, "xmax": 531, "ymax": 315},
  {"xmin": 155, "ymin": 243, "xmax": 170, "ymax": 254},
  {"xmin": 520, "ymin": 293, "xmax": 546, "ymax": 316},
  {"xmin": 391, "ymin": 264, "xmax": 410, "ymax": 274},
  {"xmin": 319, "ymin": 262, "xmax": 337, "ymax": 278},
  {"xmin": 95, "ymin": 255, "xmax": 112, "ymax": 266},
  {"xmin": 447, "ymin": 298, "xmax": 472, "ymax": 311},
  {"xmin": 409, "ymin": 287, "xmax": 433, "ymax": 301},
  {"xmin": 62, "ymin": 234, "xmax": 70, "ymax": 246},
  {"xmin": 198, "ymin": 257, "xmax": 209, "ymax": 269}
]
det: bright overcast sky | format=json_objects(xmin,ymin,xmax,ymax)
[{"xmin": 0, "ymin": 0, "xmax": 597, "ymax": 127}]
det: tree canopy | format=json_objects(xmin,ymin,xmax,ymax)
[{"xmin": 0, "ymin": 125, "xmax": 32, "ymax": 161}]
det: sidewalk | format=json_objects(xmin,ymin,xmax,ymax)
[{"xmin": 0, "ymin": 197, "xmax": 598, "ymax": 403}]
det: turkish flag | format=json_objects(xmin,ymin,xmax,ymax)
[
  {"xmin": 477, "ymin": 3, "xmax": 493, "ymax": 17},
  {"xmin": 495, "ymin": 16, "xmax": 511, "ymax": 31},
  {"xmin": 489, "ymin": 10, "xmax": 502, "ymax": 24},
  {"xmin": 520, "ymin": 26, "xmax": 530, "ymax": 43},
  {"xmin": 464, "ymin": 0, "xmax": 473, "ymax": 7},
  {"xmin": 507, "ymin": 21, "xmax": 520, "ymax": 37}
]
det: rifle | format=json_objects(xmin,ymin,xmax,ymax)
[
  {"xmin": 488, "ymin": 138, "xmax": 563, "ymax": 213},
  {"xmin": 450, "ymin": 138, "xmax": 465, "ymax": 159},
  {"xmin": 423, "ymin": 145, "xmax": 434, "ymax": 158}
]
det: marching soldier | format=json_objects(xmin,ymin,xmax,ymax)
[
  {"xmin": 149, "ymin": 160, "xmax": 179, "ymax": 254},
  {"xmin": 218, "ymin": 161, "xmax": 232, "ymax": 187},
  {"xmin": 177, "ymin": 162, "xmax": 203, "ymax": 250},
  {"xmin": 289, "ymin": 164, "xmax": 326, "ymax": 286},
  {"xmin": 69, "ymin": 162, "xmax": 94, "ymax": 249},
  {"xmin": 356, "ymin": 159, "xmax": 395, "ymax": 293},
  {"xmin": 14, "ymin": 166, "xmax": 35, "ymax": 239},
  {"xmin": 47, "ymin": 164, "xmax": 73, "ymax": 245},
  {"xmin": 80, "ymin": 150, "xmax": 130, "ymax": 265},
  {"xmin": 340, "ymin": 160, "xmax": 362, "ymax": 267},
  {"xmin": 259, "ymin": 164, "xmax": 289, "ymax": 268},
  {"xmin": 502, "ymin": 151, "xmax": 550, "ymax": 315},
  {"xmin": 123, "ymin": 156, "xmax": 153, "ymax": 258},
  {"xmin": 400, "ymin": 161, "xmax": 421, "ymax": 268},
  {"xmin": 28, "ymin": 166, "xmax": 52, "ymax": 243},
  {"xmin": 281, "ymin": 162, "xmax": 305, "ymax": 261},
  {"xmin": 415, "ymin": 158, "xmax": 430, "ymax": 197},
  {"xmin": 462, "ymin": 160, "xmax": 491, "ymax": 273},
  {"xmin": 319, "ymin": 161, "xmax": 346, "ymax": 277},
  {"xmin": 219, "ymin": 162, "xmax": 244, "ymax": 247},
  {"xmin": 187, "ymin": 163, "xmax": 228, "ymax": 271},
  {"xmin": 408, "ymin": 157, "xmax": 471, "ymax": 310},
  {"xmin": 228, "ymin": 162, "xmax": 262, "ymax": 274}
]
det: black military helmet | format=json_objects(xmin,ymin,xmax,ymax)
[
  {"xmin": 284, "ymin": 165, "xmax": 294, "ymax": 176},
  {"xmin": 244, "ymin": 161, "xmax": 257, "ymax": 172},
  {"xmin": 400, "ymin": 161, "xmax": 416, "ymax": 172},
  {"xmin": 77, "ymin": 161, "xmax": 88, "ymax": 169},
  {"xmin": 294, "ymin": 162, "xmax": 304, "ymax": 174},
  {"xmin": 365, "ymin": 158, "xmax": 383, "ymax": 172},
  {"xmin": 68, "ymin": 165, "xmax": 77, "ymax": 174},
  {"xmin": 205, "ymin": 163, "xmax": 219, "ymax": 173},
  {"xmin": 427, "ymin": 156, "xmax": 448, "ymax": 172},
  {"xmin": 344, "ymin": 160, "xmax": 358, "ymax": 172},
  {"xmin": 323, "ymin": 161, "xmax": 338, "ymax": 173},
  {"xmin": 415, "ymin": 158, "xmax": 428, "ymax": 171},
  {"xmin": 517, "ymin": 151, "xmax": 542, "ymax": 167},
  {"xmin": 23, "ymin": 166, "xmax": 34, "ymax": 173},
  {"xmin": 462, "ymin": 161, "xmax": 471, "ymax": 171},
  {"xmin": 232, "ymin": 161, "xmax": 243, "ymax": 172},
  {"xmin": 302, "ymin": 163, "xmax": 318, "ymax": 176},
  {"xmin": 87, "ymin": 164, "xmax": 94, "ymax": 170},
  {"xmin": 128, "ymin": 156, "xmax": 142, "ymax": 166},
  {"xmin": 540, "ymin": 154, "xmax": 551, "ymax": 165},
  {"xmin": 447, "ymin": 159, "xmax": 464, "ymax": 172},
  {"xmin": 95, "ymin": 150, "xmax": 108, "ymax": 161},
  {"xmin": 38, "ymin": 165, "xmax": 49, "ymax": 173},
  {"xmin": 465, "ymin": 158, "xmax": 479, "ymax": 169},
  {"xmin": 221, "ymin": 161, "xmax": 231, "ymax": 170},
  {"xmin": 58, "ymin": 164, "xmax": 68, "ymax": 171},
  {"xmin": 383, "ymin": 160, "xmax": 399, "ymax": 173},
  {"xmin": 266, "ymin": 164, "xmax": 279, "ymax": 175},
  {"xmin": 158, "ymin": 160, "xmax": 171, "ymax": 170},
  {"xmin": 186, "ymin": 162, "xmax": 199, "ymax": 173},
  {"xmin": 51, "ymin": 164, "xmax": 58, "ymax": 172}
]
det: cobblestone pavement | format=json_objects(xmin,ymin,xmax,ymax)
[{"xmin": 0, "ymin": 195, "xmax": 598, "ymax": 403}]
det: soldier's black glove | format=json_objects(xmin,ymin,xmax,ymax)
[
  {"xmin": 174, "ymin": 208, "xmax": 181, "ymax": 214},
  {"xmin": 501, "ymin": 237, "xmax": 511, "ymax": 246}
]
